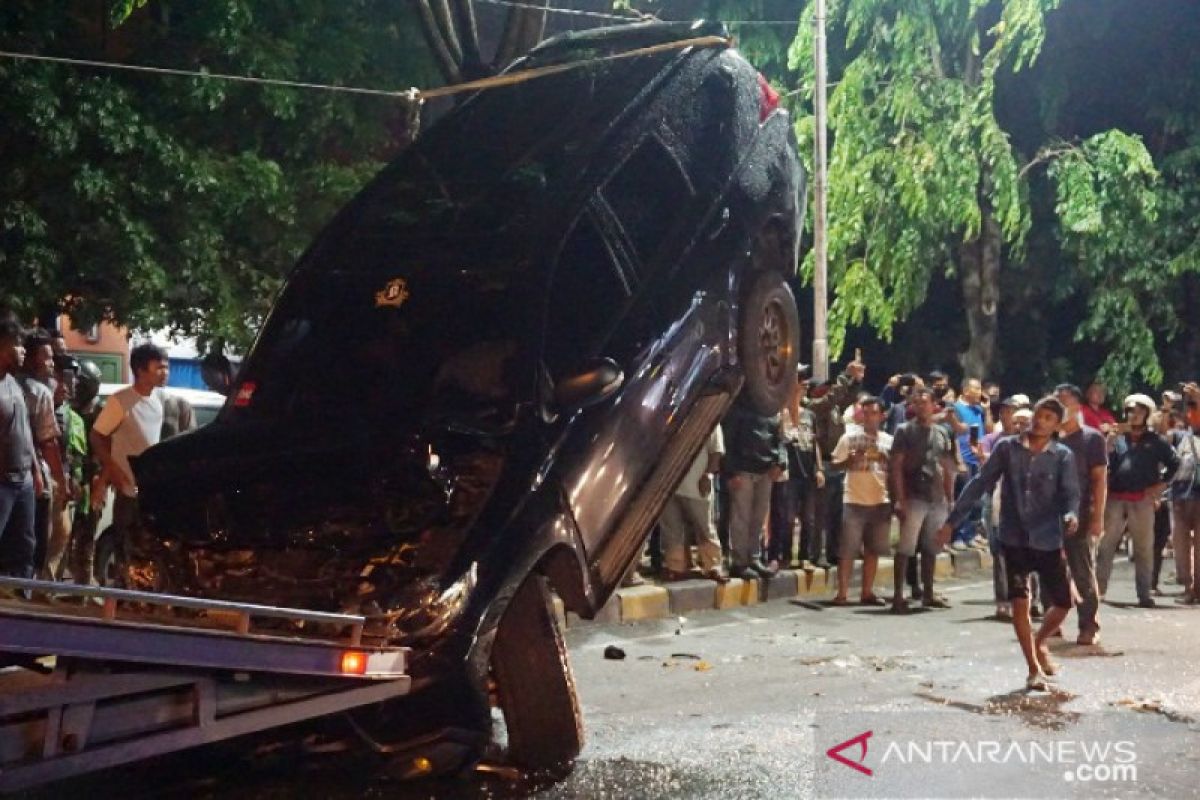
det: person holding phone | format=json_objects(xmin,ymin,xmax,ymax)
[{"xmin": 950, "ymin": 377, "xmax": 988, "ymax": 550}]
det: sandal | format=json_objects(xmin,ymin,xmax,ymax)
[
  {"xmin": 859, "ymin": 595, "xmax": 886, "ymax": 606},
  {"xmin": 831, "ymin": 596, "xmax": 851, "ymax": 606},
  {"xmin": 703, "ymin": 568, "xmax": 730, "ymax": 585},
  {"xmin": 922, "ymin": 595, "xmax": 952, "ymax": 609},
  {"xmin": 1026, "ymin": 671, "xmax": 1051, "ymax": 691},
  {"xmin": 1036, "ymin": 646, "xmax": 1059, "ymax": 676}
]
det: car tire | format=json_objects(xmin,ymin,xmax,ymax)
[
  {"xmin": 491, "ymin": 572, "xmax": 584, "ymax": 776},
  {"xmin": 738, "ymin": 270, "xmax": 801, "ymax": 415}
]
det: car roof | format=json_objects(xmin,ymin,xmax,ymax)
[{"xmin": 99, "ymin": 384, "xmax": 227, "ymax": 409}]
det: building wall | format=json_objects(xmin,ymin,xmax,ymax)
[{"xmin": 59, "ymin": 316, "xmax": 128, "ymax": 383}]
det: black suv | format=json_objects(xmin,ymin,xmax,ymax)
[{"xmin": 133, "ymin": 20, "xmax": 804, "ymax": 778}]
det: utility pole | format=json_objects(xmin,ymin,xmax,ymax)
[{"xmin": 812, "ymin": 0, "xmax": 829, "ymax": 383}]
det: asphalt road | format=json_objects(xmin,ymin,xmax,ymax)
[{"xmin": 29, "ymin": 560, "xmax": 1200, "ymax": 799}]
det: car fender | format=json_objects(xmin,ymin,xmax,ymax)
[{"xmin": 459, "ymin": 503, "xmax": 593, "ymax": 695}]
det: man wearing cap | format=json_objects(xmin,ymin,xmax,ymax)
[
  {"xmin": 1096, "ymin": 393, "xmax": 1179, "ymax": 607},
  {"xmin": 937, "ymin": 397, "xmax": 1080, "ymax": 690},
  {"xmin": 1055, "ymin": 384, "xmax": 1109, "ymax": 643}
]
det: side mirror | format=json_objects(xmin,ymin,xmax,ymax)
[{"xmin": 554, "ymin": 358, "xmax": 624, "ymax": 411}]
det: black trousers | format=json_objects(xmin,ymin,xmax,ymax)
[
  {"xmin": 1152, "ymin": 501, "xmax": 1172, "ymax": 590},
  {"xmin": 818, "ymin": 472, "xmax": 845, "ymax": 565}
]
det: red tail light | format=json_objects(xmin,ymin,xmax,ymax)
[
  {"xmin": 340, "ymin": 651, "xmax": 367, "ymax": 675},
  {"xmin": 757, "ymin": 72, "xmax": 780, "ymax": 121},
  {"xmin": 233, "ymin": 381, "xmax": 256, "ymax": 408}
]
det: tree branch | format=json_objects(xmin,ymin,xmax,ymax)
[
  {"xmin": 450, "ymin": 0, "xmax": 486, "ymax": 77},
  {"xmin": 1018, "ymin": 141, "xmax": 1078, "ymax": 179},
  {"xmin": 431, "ymin": 0, "xmax": 463, "ymax": 65},
  {"xmin": 495, "ymin": 0, "xmax": 548, "ymax": 70},
  {"xmin": 414, "ymin": 0, "xmax": 461, "ymax": 84}
]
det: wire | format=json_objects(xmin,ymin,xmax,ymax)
[
  {"xmin": 473, "ymin": 0, "xmax": 637, "ymax": 22},
  {"xmin": 472, "ymin": 0, "xmax": 802, "ymax": 26},
  {"xmin": 0, "ymin": 34, "xmax": 729, "ymax": 104},
  {"xmin": 0, "ymin": 49, "xmax": 414, "ymax": 99}
]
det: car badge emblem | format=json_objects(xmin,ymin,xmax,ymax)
[{"xmin": 375, "ymin": 277, "xmax": 410, "ymax": 308}]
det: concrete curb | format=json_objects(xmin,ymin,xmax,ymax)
[{"xmin": 562, "ymin": 548, "xmax": 994, "ymax": 627}]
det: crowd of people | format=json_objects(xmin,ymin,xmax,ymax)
[
  {"xmin": 638, "ymin": 357, "xmax": 1200, "ymax": 688},
  {"xmin": 0, "ymin": 314, "xmax": 189, "ymax": 587},
  {"xmin": 4, "ymin": 310, "xmax": 1197, "ymax": 688}
]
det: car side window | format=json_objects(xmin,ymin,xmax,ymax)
[
  {"xmin": 544, "ymin": 211, "xmax": 632, "ymax": 379},
  {"xmin": 600, "ymin": 135, "xmax": 693, "ymax": 267}
]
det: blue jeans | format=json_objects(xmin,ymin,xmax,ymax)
[{"xmin": 0, "ymin": 476, "xmax": 36, "ymax": 578}]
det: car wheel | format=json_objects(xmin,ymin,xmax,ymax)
[
  {"xmin": 738, "ymin": 270, "xmax": 801, "ymax": 415},
  {"xmin": 491, "ymin": 572, "xmax": 583, "ymax": 776},
  {"xmin": 93, "ymin": 528, "xmax": 120, "ymax": 588}
]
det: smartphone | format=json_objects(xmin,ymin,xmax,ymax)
[
  {"xmin": 855, "ymin": 347, "xmax": 863, "ymax": 363},
  {"xmin": 968, "ymin": 426, "xmax": 979, "ymax": 445},
  {"xmin": 1115, "ymin": 422, "xmax": 1132, "ymax": 435}
]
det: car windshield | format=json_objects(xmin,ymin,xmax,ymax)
[
  {"xmin": 246, "ymin": 267, "xmax": 529, "ymax": 427},
  {"xmin": 241, "ymin": 52, "xmax": 675, "ymax": 426}
]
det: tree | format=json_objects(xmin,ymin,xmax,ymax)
[
  {"xmin": 787, "ymin": 0, "xmax": 1066, "ymax": 379},
  {"xmin": 1030, "ymin": 0, "xmax": 1200, "ymax": 394},
  {"xmin": 786, "ymin": 0, "xmax": 1200, "ymax": 390},
  {"xmin": 0, "ymin": 0, "xmax": 436, "ymax": 350}
]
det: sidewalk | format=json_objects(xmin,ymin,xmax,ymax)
[{"xmin": 556, "ymin": 549, "xmax": 995, "ymax": 628}]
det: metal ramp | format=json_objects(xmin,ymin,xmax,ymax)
[{"xmin": 0, "ymin": 577, "xmax": 412, "ymax": 792}]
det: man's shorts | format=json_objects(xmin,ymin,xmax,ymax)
[
  {"xmin": 1002, "ymin": 544, "xmax": 1073, "ymax": 609},
  {"xmin": 895, "ymin": 498, "xmax": 947, "ymax": 557},
  {"xmin": 840, "ymin": 504, "xmax": 892, "ymax": 560}
]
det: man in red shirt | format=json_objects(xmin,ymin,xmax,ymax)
[{"xmin": 1081, "ymin": 381, "xmax": 1116, "ymax": 432}]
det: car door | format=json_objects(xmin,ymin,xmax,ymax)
[{"xmin": 545, "ymin": 135, "xmax": 726, "ymax": 582}]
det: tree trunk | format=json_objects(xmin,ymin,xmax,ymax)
[
  {"xmin": 958, "ymin": 204, "xmax": 1001, "ymax": 380},
  {"xmin": 495, "ymin": 0, "xmax": 548, "ymax": 70}
]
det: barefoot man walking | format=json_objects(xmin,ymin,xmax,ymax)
[{"xmin": 937, "ymin": 397, "xmax": 1081, "ymax": 690}]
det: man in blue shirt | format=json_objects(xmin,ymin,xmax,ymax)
[
  {"xmin": 950, "ymin": 378, "xmax": 988, "ymax": 549},
  {"xmin": 938, "ymin": 397, "xmax": 1080, "ymax": 691}
]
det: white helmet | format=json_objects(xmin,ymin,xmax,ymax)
[{"xmin": 1122, "ymin": 393, "xmax": 1156, "ymax": 416}]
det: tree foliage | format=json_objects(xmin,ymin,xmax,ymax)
[
  {"xmin": 787, "ymin": 0, "xmax": 1057, "ymax": 362},
  {"xmin": 782, "ymin": 0, "xmax": 1200, "ymax": 392},
  {"xmin": 0, "ymin": 0, "xmax": 436, "ymax": 350}
]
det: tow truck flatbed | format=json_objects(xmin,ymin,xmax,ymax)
[{"xmin": 0, "ymin": 577, "xmax": 412, "ymax": 793}]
